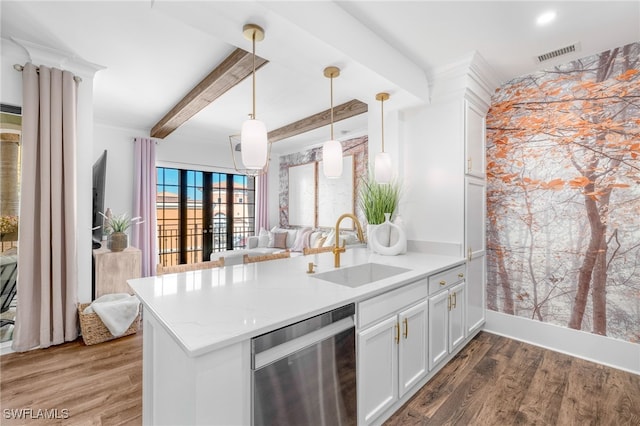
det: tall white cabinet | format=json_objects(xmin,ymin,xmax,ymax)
[
  {"xmin": 402, "ymin": 51, "xmax": 497, "ymax": 354},
  {"xmin": 464, "ymin": 98, "xmax": 488, "ymax": 335}
]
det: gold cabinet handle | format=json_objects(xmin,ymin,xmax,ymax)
[
  {"xmin": 403, "ymin": 318, "xmax": 408, "ymax": 339},
  {"xmin": 458, "ymin": 272, "xmax": 464, "ymax": 278},
  {"xmin": 395, "ymin": 322, "xmax": 400, "ymax": 344},
  {"xmin": 468, "ymin": 247, "xmax": 472, "ymax": 261},
  {"xmin": 448, "ymin": 294, "xmax": 452, "ymax": 311},
  {"xmin": 452, "ymin": 291, "xmax": 457, "ymax": 309},
  {"xmin": 439, "ymin": 280, "xmax": 446, "ymax": 286}
]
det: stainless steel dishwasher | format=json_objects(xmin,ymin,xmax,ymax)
[{"xmin": 251, "ymin": 303, "xmax": 356, "ymax": 426}]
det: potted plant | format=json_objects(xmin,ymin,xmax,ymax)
[
  {"xmin": 358, "ymin": 173, "xmax": 405, "ymax": 254},
  {"xmin": 0, "ymin": 215, "xmax": 19, "ymax": 242},
  {"xmin": 100, "ymin": 211, "xmax": 143, "ymax": 252},
  {"xmin": 358, "ymin": 173, "xmax": 401, "ymax": 225}
]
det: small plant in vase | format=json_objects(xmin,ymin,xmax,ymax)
[
  {"xmin": 358, "ymin": 173, "xmax": 405, "ymax": 255},
  {"xmin": 358, "ymin": 173, "xmax": 401, "ymax": 225},
  {"xmin": 100, "ymin": 211, "xmax": 143, "ymax": 252}
]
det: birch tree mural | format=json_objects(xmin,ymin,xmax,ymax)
[{"xmin": 486, "ymin": 42, "xmax": 640, "ymax": 344}]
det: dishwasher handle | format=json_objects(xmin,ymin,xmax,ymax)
[
  {"xmin": 252, "ymin": 316, "xmax": 354, "ymax": 370},
  {"xmin": 251, "ymin": 303, "xmax": 355, "ymax": 355}
]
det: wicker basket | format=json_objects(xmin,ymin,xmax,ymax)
[{"xmin": 78, "ymin": 303, "xmax": 140, "ymax": 345}]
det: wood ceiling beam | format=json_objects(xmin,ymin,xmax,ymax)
[
  {"xmin": 151, "ymin": 48, "xmax": 268, "ymax": 139},
  {"xmin": 267, "ymin": 99, "xmax": 368, "ymax": 143}
]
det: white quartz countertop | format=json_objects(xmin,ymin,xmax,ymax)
[{"xmin": 128, "ymin": 248, "xmax": 464, "ymax": 357}]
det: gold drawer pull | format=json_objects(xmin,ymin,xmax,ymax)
[
  {"xmin": 403, "ymin": 318, "xmax": 408, "ymax": 339},
  {"xmin": 448, "ymin": 294, "xmax": 452, "ymax": 311},
  {"xmin": 453, "ymin": 291, "xmax": 457, "ymax": 308},
  {"xmin": 458, "ymin": 273, "xmax": 464, "ymax": 278},
  {"xmin": 395, "ymin": 322, "xmax": 400, "ymax": 344},
  {"xmin": 439, "ymin": 280, "xmax": 446, "ymax": 286}
]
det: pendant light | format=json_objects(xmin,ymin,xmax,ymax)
[
  {"xmin": 374, "ymin": 92, "xmax": 392, "ymax": 184},
  {"xmin": 322, "ymin": 66, "xmax": 343, "ymax": 178},
  {"xmin": 240, "ymin": 23, "xmax": 268, "ymax": 170},
  {"xmin": 228, "ymin": 133, "xmax": 271, "ymax": 177}
]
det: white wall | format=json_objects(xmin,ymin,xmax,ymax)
[
  {"xmin": 400, "ymin": 101, "xmax": 464, "ymax": 248},
  {"xmin": 93, "ymin": 123, "xmax": 140, "ymax": 220}
]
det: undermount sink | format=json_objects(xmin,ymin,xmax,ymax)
[{"xmin": 312, "ymin": 263, "xmax": 411, "ymax": 288}]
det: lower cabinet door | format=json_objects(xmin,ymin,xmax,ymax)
[
  {"xmin": 466, "ymin": 255, "xmax": 485, "ymax": 335},
  {"xmin": 428, "ymin": 290, "xmax": 449, "ymax": 371},
  {"xmin": 357, "ymin": 316, "xmax": 398, "ymax": 425},
  {"xmin": 398, "ymin": 300, "xmax": 428, "ymax": 397},
  {"xmin": 449, "ymin": 282, "xmax": 466, "ymax": 352}
]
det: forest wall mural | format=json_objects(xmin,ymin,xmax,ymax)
[{"xmin": 486, "ymin": 42, "xmax": 639, "ymax": 345}]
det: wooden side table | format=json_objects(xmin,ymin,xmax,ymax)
[{"xmin": 92, "ymin": 246, "xmax": 141, "ymax": 299}]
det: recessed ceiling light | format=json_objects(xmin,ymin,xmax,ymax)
[{"xmin": 536, "ymin": 10, "xmax": 557, "ymax": 26}]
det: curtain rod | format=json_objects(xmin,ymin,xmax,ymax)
[
  {"xmin": 133, "ymin": 138, "xmax": 159, "ymax": 145},
  {"xmin": 13, "ymin": 64, "xmax": 83, "ymax": 83}
]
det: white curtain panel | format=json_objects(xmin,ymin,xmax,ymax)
[
  {"xmin": 256, "ymin": 174, "xmax": 269, "ymax": 233},
  {"xmin": 132, "ymin": 137, "xmax": 157, "ymax": 277},
  {"xmin": 13, "ymin": 63, "xmax": 79, "ymax": 351}
]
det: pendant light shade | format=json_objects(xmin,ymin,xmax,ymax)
[
  {"xmin": 239, "ymin": 23, "xmax": 268, "ymax": 171},
  {"xmin": 374, "ymin": 152, "xmax": 392, "ymax": 184},
  {"xmin": 323, "ymin": 139, "xmax": 343, "ymax": 177},
  {"xmin": 241, "ymin": 119, "xmax": 268, "ymax": 168},
  {"xmin": 374, "ymin": 92, "xmax": 392, "ymax": 184},
  {"xmin": 323, "ymin": 66, "xmax": 342, "ymax": 178}
]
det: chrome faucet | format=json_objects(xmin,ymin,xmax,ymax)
[{"xmin": 333, "ymin": 213, "xmax": 365, "ymax": 268}]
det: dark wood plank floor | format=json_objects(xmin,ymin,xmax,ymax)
[
  {"xmin": 1, "ymin": 330, "xmax": 638, "ymax": 425},
  {"xmin": 385, "ymin": 332, "xmax": 640, "ymax": 426}
]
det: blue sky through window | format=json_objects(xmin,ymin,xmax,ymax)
[{"xmin": 157, "ymin": 168, "xmax": 247, "ymax": 201}]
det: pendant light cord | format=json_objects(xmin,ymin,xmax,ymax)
[
  {"xmin": 252, "ymin": 31, "xmax": 256, "ymax": 120},
  {"xmin": 330, "ymin": 74, "xmax": 334, "ymax": 140},
  {"xmin": 380, "ymin": 96, "xmax": 385, "ymax": 153}
]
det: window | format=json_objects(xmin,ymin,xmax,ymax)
[{"xmin": 156, "ymin": 167, "xmax": 255, "ymax": 267}]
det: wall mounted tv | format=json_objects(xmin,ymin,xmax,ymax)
[{"xmin": 92, "ymin": 150, "xmax": 107, "ymax": 247}]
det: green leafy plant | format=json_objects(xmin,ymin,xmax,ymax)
[
  {"xmin": 100, "ymin": 211, "xmax": 143, "ymax": 234},
  {"xmin": 358, "ymin": 173, "xmax": 401, "ymax": 225}
]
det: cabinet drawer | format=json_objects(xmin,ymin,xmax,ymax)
[
  {"xmin": 358, "ymin": 278, "xmax": 428, "ymax": 329},
  {"xmin": 428, "ymin": 264, "xmax": 465, "ymax": 294}
]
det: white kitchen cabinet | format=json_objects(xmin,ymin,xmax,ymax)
[
  {"xmin": 449, "ymin": 282, "xmax": 466, "ymax": 352},
  {"xmin": 357, "ymin": 281, "xmax": 429, "ymax": 425},
  {"xmin": 464, "ymin": 99, "xmax": 486, "ymax": 178},
  {"xmin": 428, "ymin": 265, "xmax": 466, "ymax": 371},
  {"xmin": 465, "ymin": 176, "xmax": 486, "ymax": 334},
  {"xmin": 398, "ymin": 300, "xmax": 428, "ymax": 396},
  {"xmin": 358, "ymin": 316, "xmax": 398, "ymax": 425},
  {"xmin": 427, "ymin": 289, "xmax": 449, "ymax": 368}
]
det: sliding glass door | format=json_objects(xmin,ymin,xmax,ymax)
[{"xmin": 157, "ymin": 167, "xmax": 255, "ymax": 267}]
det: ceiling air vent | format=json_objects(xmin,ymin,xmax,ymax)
[{"xmin": 536, "ymin": 43, "xmax": 580, "ymax": 63}]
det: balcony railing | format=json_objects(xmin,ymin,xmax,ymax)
[{"xmin": 157, "ymin": 225, "xmax": 252, "ymax": 267}]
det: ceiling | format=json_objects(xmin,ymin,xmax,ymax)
[{"xmin": 2, "ymin": 1, "xmax": 638, "ymax": 155}]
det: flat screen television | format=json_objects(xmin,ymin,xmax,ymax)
[{"xmin": 92, "ymin": 150, "xmax": 107, "ymax": 247}]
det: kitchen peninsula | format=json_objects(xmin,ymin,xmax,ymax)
[{"xmin": 128, "ymin": 247, "xmax": 479, "ymax": 425}]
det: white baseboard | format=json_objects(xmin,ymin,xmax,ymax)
[{"xmin": 485, "ymin": 310, "xmax": 639, "ymax": 375}]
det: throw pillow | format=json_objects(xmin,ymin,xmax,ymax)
[
  {"xmin": 291, "ymin": 227, "xmax": 312, "ymax": 252},
  {"xmin": 268, "ymin": 231, "xmax": 288, "ymax": 249},
  {"xmin": 257, "ymin": 227, "xmax": 269, "ymax": 248},
  {"xmin": 270, "ymin": 226, "xmax": 298, "ymax": 248},
  {"xmin": 322, "ymin": 229, "xmax": 336, "ymax": 247},
  {"xmin": 308, "ymin": 231, "xmax": 323, "ymax": 248},
  {"xmin": 314, "ymin": 236, "xmax": 327, "ymax": 248}
]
